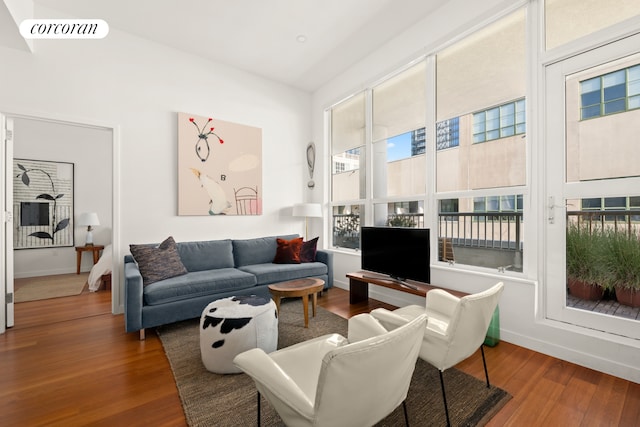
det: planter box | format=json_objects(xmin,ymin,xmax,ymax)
[
  {"xmin": 568, "ymin": 278, "xmax": 603, "ymax": 301},
  {"xmin": 615, "ymin": 286, "xmax": 640, "ymax": 308}
]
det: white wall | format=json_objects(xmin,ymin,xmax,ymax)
[
  {"xmin": 310, "ymin": 0, "xmax": 640, "ymax": 383},
  {"xmin": 12, "ymin": 117, "xmax": 112, "ymax": 277},
  {"xmin": 0, "ymin": 5, "xmax": 312, "ymax": 311}
]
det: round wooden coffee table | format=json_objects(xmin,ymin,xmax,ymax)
[{"xmin": 268, "ymin": 278, "xmax": 325, "ymax": 328}]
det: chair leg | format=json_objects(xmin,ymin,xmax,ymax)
[
  {"xmin": 257, "ymin": 391, "xmax": 261, "ymax": 427},
  {"xmin": 402, "ymin": 400, "xmax": 410, "ymax": 427},
  {"xmin": 438, "ymin": 371, "xmax": 451, "ymax": 427},
  {"xmin": 480, "ymin": 344, "xmax": 490, "ymax": 388}
]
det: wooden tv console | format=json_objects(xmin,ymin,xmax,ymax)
[{"xmin": 346, "ymin": 271, "xmax": 466, "ymax": 304}]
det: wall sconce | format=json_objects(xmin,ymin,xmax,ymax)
[{"xmin": 78, "ymin": 212, "xmax": 100, "ymax": 246}]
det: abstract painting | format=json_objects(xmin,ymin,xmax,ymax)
[
  {"xmin": 13, "ymin": 159, "xmax": 74, "ymax": 249},
  {"xmin": 178, "ymin": 112, "xmax": 262, "ymax": 215}
]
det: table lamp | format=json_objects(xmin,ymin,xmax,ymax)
[
  {"xmin": 78, "ymin": 212, "xmax": 100, "ymax": 246},
  {"xmin": 292, "ymin": 203, "xmax": 322, "ymax": 239}
]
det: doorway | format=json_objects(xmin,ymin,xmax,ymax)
[
  {"xmin": 2, "ymin": 114, "xmax": 117, "ymax": 330},
  {"xmin": 545, "ymin": 33, "xmax": 640, "ymax": 339}
]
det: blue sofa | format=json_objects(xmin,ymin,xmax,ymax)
[{"xmin": 124, "ymin": 234, "xmax": 333, "ymax": 339}]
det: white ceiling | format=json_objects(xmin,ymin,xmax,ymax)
[{"xmin": 27, "ymin": 0, "xmax": 446, "ymax": 92}]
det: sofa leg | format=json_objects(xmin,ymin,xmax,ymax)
[{"xmin": 139, "ymin": 329, "xmax": 146, "ymax": 340}]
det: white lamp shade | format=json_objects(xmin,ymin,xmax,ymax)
[
  {"xmin": 292, "ymin": 203, "xmax": 322, "ymax": 218},
  {"xmin": 78, "ymin": 212, "xmax": 100, "ymax": 227}
]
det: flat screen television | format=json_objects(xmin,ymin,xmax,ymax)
[{"xmin": 361, "ymin": 227, "xmax": 430, "ymax": 284}]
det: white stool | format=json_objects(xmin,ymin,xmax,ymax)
[{"xmin": 200, "ymin": 295, "xmax": 278, "ymax": 374}]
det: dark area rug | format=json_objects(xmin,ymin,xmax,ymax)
[{"xmin": 157, "ymin": 299, "xmax": 510, "ymax": 426}]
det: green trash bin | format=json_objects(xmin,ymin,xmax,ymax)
[{"xmin": 484, "ymin": 306, "xmax": 500, "ymax": 347}]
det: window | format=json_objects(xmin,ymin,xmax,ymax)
[
  {"xmin": 473, "ymin": 99, "xmax": 526, "ymax": 143},
  {"xmin": 372, "ymin": 62, "xmax": 427, "ymax": 201},
  {"xmin": 329, "ymin": 62, "xmax": 428, "ymax": 250},
  {"xmin": 580, "ymin": 64, "xmax": 640, "ymax": 119},
  {"xmin": 435, "ymin": 8, "xmax": 526, "ymax": 271}
]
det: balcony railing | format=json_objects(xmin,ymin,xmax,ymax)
[
  {"xmin": 567, "ymin": 210, "xmax": 640, "ymax": 236},
  {"xmin": 438, "ymin": 212, "xmax": 523, "ymax": 251}
]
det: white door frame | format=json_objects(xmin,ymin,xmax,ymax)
[
  {"xmin": 544, "ymin": 33, "xmax": 640, "ymax": 340},
  {"xmin": 1, "ymin": 115, "xmax": 15, "ymax": 331},
  {"xmin": 0, "ymin": 111, "xmax": 121, "ymax": 330}
]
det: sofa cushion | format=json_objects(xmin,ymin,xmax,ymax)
[
  {"xmin": 130, "ymin": 236, "xmax": 188, "ymax": 286},
  {"xmin": 177, "ymin": 239, "xmax": 234, "ymax": 271},
  {"xmin": 233, "ymin": 234, "xmax": 299, "ymax": 267},
  {"xmin": 143, "ymin": 268, "xmax": 257, "ymax": 306},
  {"xmin": 238, "ymin": 262, "xmax": 328, "ymax": 286},
  {"xmin": 273, "ymin": 237, "xmax": 303, "ymax": 264},
  {"xmin": 300, "ymin": 237, "xmax": 319, "ymax": 263}
]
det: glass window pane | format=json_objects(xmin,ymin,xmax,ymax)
[
  {"xmin": 487, "ymin": 196, "xmax": 500, "ymax": 211},
  {"xmin": 581, "ymin": 77, "xmax": 601, "ymax": 93},
  {"xmin": 500, "ymin": 195, "xmax": 515, "ymax": 211},
  {"xmin": 629, "ymin": 95, "xmax": 640, "ymax": 110},
  {"xmin": 603, "ymin": 84, "xmax": 625, "ymax": 102},
  {"xmin": 546, "ymin": 0, "xmax": 640, "ymax": 50},
  {"xmin": 628, "ymin": 80, "xmax": 640, "ymax": 97},
  {"xmin": 372, "ymin": 62, "xmax": 427, "ymax": 142},
  {"xmin": 438, "ymin": 196, "xmax": 523, "ymax": 271},
  {"xmin": 581, "ymin": 91, "xmax": 601, "ymax": 107},
  {"xmin": 332, "ymin": 204, "xmax": 363, "ymax": 249},
  {"xmin": 331, "ymin": 93, "xmax": 365, "ymax": 155},
  {"xmin": 500, "ymin": 126, "xmax": 515, "ymax": 137},
  {"xmin": 581, "ymin": 105, "xmax": 601, "ymax": 119},
  {"xmin": 436, "ymin": 9, "xmax": 526, "ymax": 191},
  {"xmin": 487, "ymin": 129, "xmax": 500, "ymax": 140},
  {"xmin": 603, "ymin": 70, "xmax": 625, "ymax": 87},
  {"xmin": 373, "ymin": 131, "xmax": 426, "ymax": 198},
  {"xmin": 604, "ymin": 197, "xmax": 626, "ymax": 209},
  {"xmin": 332, "ymin": 147, "xmax": 365, "ymax": 202},
  {"xmin": 486, "ymin": 117, "xmax": 499, "ymax": 131},
  {"xmin": 603, "ymin": 99, "xmax": 625, "ymax": 115},
  {"xmin": 581, "ymin": 198, "xmax": 602, "ymax": 209}
]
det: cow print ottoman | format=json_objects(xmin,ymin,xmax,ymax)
[{"xmin": 199, "ymin": 295, "xmax": 278, "ymax": 374}]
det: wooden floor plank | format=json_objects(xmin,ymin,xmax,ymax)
[{"xmin": 1, "ymin": 280, "xmax": 639, "ymax": 426}]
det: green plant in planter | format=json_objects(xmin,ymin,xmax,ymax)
[
  {"xmin": 386, "ymin": 215, "xmax": 416, "ymax": 228},
  {"xmin": 566, "ymin": 225, "xmax": 608, "ymax": 299},
  {"xmin": 604, "ymin": 230, "xmax": 640, "ymax": 306}
]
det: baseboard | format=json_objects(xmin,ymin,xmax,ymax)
[
  {"xmin": 501, "ymin": 329, "xmax": 640, "ymax": 383},
  {"xmin": 14, "ymin": 268, "xmax": 78, "ymax": 279}
]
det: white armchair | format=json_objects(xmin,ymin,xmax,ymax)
[
  {"xmin": 233, "ymin": 313, "xmax": 427, "ymax": 427},
  {"xmin": 371, "ymin": 282, "xmax": 504, "ymax": 427}
]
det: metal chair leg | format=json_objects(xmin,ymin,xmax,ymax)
[
  {"xmin": 480, "ymin": 345, "xmax": 490, "ymax": 388},
  {"xmin": 438, "ymin": 371, "xmax": 451, "ymax": 427},
  {"xmin": 257, "ymin": 391, "xmax": 261, "ymax": 427},
  {"xmin": 402, "ymin": 400, "xmax": 410, "ymax": 427}
]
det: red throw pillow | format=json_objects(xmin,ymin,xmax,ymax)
[
  {"xmin": 300, "ymin": 237, "xmax": 319, "ymax": 263},
  {"xmin": 273, "ymin": 237, "xmax": 303, "ymax": 264}
]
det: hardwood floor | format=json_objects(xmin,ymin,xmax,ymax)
[{"xmin": 1, "ymin": 285, "xmax": 638, "ymax": 426}]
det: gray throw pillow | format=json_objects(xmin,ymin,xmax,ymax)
[{"xmin": 130, "ymin": 236, "xmax": 187, "ymax": 285}]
